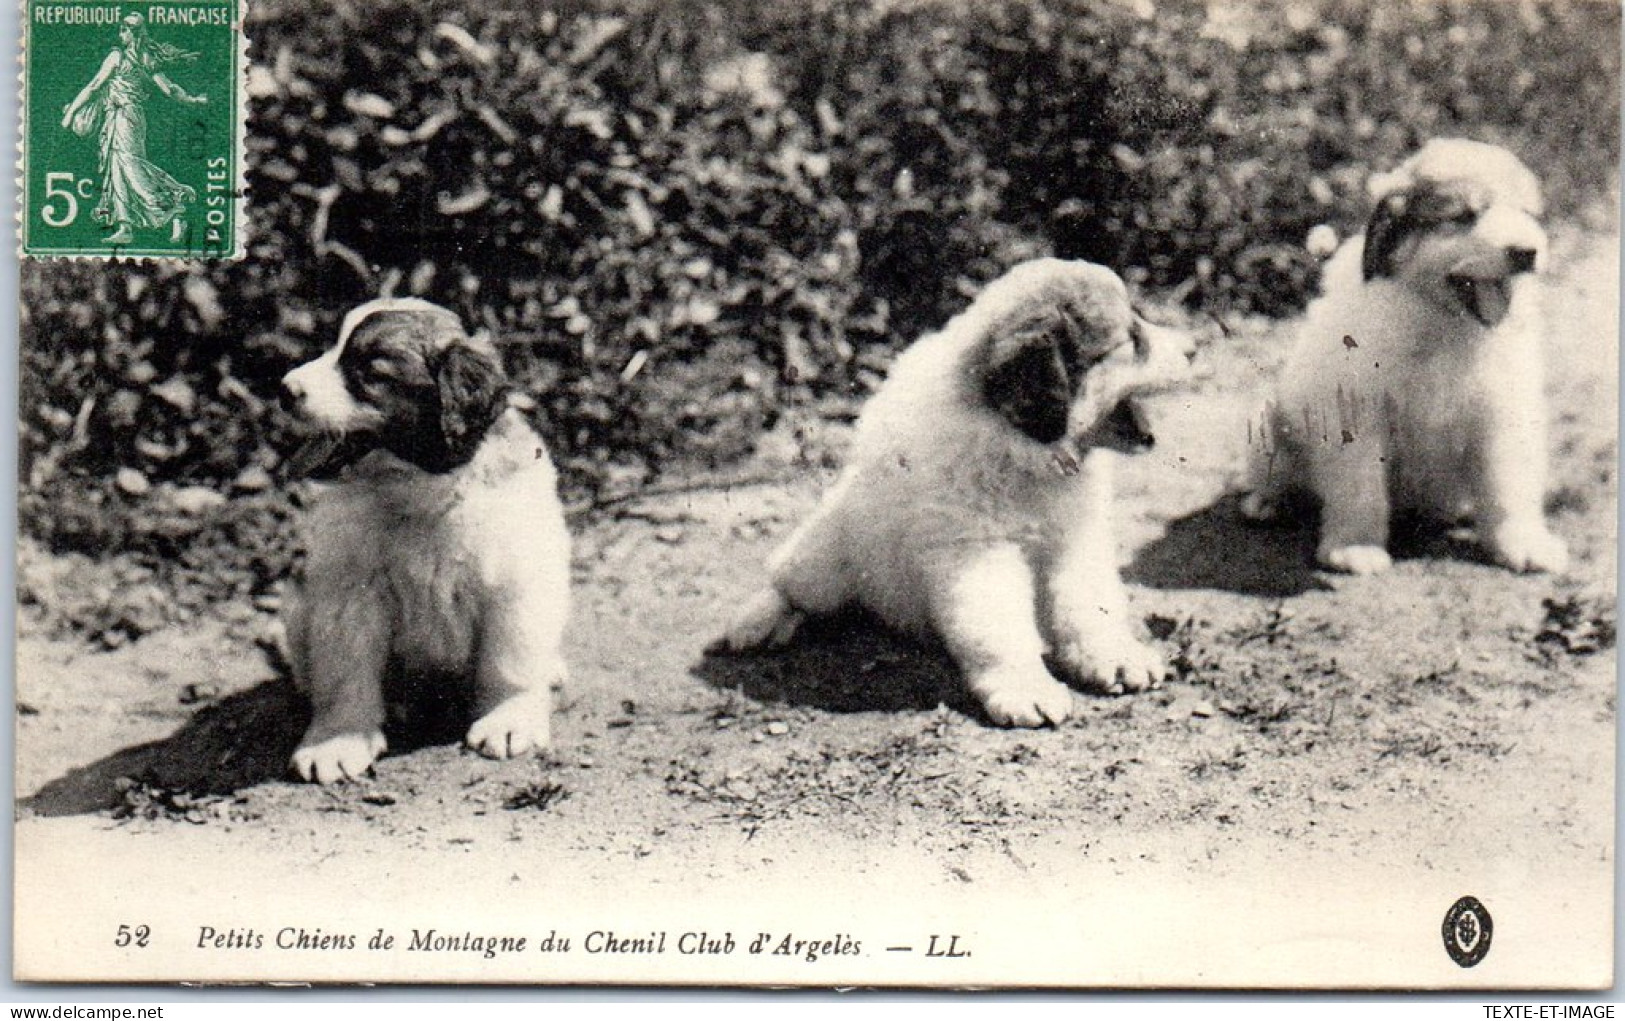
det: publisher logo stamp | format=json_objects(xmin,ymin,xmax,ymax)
[
  {"xmin": 1442, "ymin": 895, "xmax": 1492, "ymax": 968},
  {"xmin": 21, "ymin": 0, "xmax": 245, "ymax": 259}
]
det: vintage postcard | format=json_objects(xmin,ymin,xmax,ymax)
[{"xmin": 11, "ymin": 0, "xmax": 1618, "ymax": 989}]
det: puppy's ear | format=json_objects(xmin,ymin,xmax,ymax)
[
  {"xmin": 984, "ymin": 327, "xmax": 1074, "ymax": 445},
  {"xmin": 435, "ymin": 343, "xmax": 510, "ymax": 462},
  {"xmin": 1362, "ymin": 192, "xmax": 1411, "ymax": 281}
]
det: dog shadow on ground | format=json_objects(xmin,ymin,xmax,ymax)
[
  {"xmin": 21, "ymin": 679, "xmax": 311, "ymax": 818},
  {"xmin": 693, "ymin": 611, "xmax": 981, "ymax": 718},
  {"xmin": 1384, "ymin": 518, "xmax": 1509, "ymax": 569},
  {"xmin": 1129, "ymin": 493, "xmax": 1509, "ymax": 596},
  {"xmin": 21, "ymin": 668, "xmax": 472, "ymax": 818},
  {"xmin": 1127, "ymin": 493, "xmax": 1331, "ymax": 598}
]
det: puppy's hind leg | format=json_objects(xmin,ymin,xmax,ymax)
[
  {"xmin": 715, "ymin": 588, "xmax": 808, "ymax": 652},
  {"xmin": 289, "ymin": 589, "xmax": 390, "ymax": 784},
  {"xmin": 712, "ymin": 510, "xmax": 849, "ymax": 653},
  {"xmin": 926, "ymin": 544, "xmax": 1074, "ymax": 728}
]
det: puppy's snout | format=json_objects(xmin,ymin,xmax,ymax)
[{"xmin": 1506, "ymin": 245, "xmax": 1538, "ymax": 275}]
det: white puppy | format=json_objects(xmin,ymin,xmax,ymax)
[
  {"xmin": 718, "ymin": 259, "xmax": 1194, "ymax": 726},
  {"xmin": 279, "ymin": 298, "xmax": 571, "ymax": 783},
  {"xmin": 1243, "ymin": 138, "xmax": 1568, "ymax": 576}
]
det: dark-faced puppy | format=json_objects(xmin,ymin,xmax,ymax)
[
  {"xmin": 280, "ymin": 298, "xmax": 571, "ymax": 783},
  {"xmin": 717, "ymin": 259, "xmax": 1195, "ymax": 727}
]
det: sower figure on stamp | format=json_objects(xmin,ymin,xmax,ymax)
[{"xmin": 60, "ymin": 13, "xmax": 208, "ymax": 246}]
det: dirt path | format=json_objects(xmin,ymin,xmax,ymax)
[{"xmin": 13, "ymin": 226, "xmax": 1617, "ymax": 988}]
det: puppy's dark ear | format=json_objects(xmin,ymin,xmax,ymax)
[
  {"xmin": 435, "ymin": 343, "xmax": 510, "ymax": 462},
  {"xmin": 1362, "ymin": 192, "xmax": 1411, "ymax": 281},
  {"xmin": 984, "ymin": 328, "xmax": 1074, "ymax": 444}
]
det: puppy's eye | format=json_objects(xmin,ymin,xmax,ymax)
[{"xmin": 1421, "ymin": 197, "xmax": 1475, "ymax": 226}]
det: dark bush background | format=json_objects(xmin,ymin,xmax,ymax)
[{"xmin": 18, "ymin": 0, "xmax": 1620, "ymax": 635}]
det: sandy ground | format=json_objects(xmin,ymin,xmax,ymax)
[{"xmin": 12, "ymin": 225, "xmax": 1618, "ymax": 989}]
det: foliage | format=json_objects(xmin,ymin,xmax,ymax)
[{"xmin": 20, "ymin": 0, "xmax": 1620, "ymax": 585}]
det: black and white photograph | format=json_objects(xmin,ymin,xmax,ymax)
[{"xmin": 12, "ymin": 0, "xmax": 1619, "ymax": 988}]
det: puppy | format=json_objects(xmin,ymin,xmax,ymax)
[
  {"xmin": 279, "ymin": 298, "xmax": 571, "ymax": 783},
  {"xmin": 1242, "ymin": 138, "xmax": 1567, "ymax": 575},
  {"xmin": 717, "ymin": 259, "xmax": 1194, "ymax": 726}
]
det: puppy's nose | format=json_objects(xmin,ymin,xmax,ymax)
[{"xmin": 1506, "ymin": 246, "xmax": 1538, "ymax": 274}]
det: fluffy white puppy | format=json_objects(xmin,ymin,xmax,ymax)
[
  {"xmin": 1243, "ymin": 138, "xmax": 1567, "ymax": 575},
  {"xmin": 279, "ymin": 298, "xmax": 571, "ymax": 783},
  {"xmin": 717, "ymin": 259, "xmax": 1194, "ymax": 726}
]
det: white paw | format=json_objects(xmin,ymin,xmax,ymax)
[
  {"xmin": 711, "ymin": 589, "xmax": 804, "ymax": 653},
  {"xmin": 1058, "ymin": 637, "xmax": 1168, "ymax": 695},
  {"xmin": 1319, "ymin": 543, "xmax": 1393, "ymax": 575},
  {"xmin": 971, "ymin": 666, "xmax": 1076, "ymax": 727},
  {"xmin": 291, "ymin": 730, "xmax": 386, "ymax": 784},
  {"xmin": 1488, "ymin": 522, "xmax": 1569, "ymax": 574},
  {"xmin": 466, "ymin": 694, "xmax": 552, "ymax": 759},
  {"xmin": 1239, "ymin": 490, "xmax": 1279, "ymax": 523}
]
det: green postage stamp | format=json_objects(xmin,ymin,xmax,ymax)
[{"xmin": 21, "ymin": 0, "xmax": 245, "ymax": 258}]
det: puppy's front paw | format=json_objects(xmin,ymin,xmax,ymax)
[
  {"xmin": 1488, "ymin": 522, "xmax": 1569, "ymax": 574},
  {"xmin": 1057, "ymin": 637, "xmax": 1168, "ymax": 695},
  {"xmin": 709, "ymin": 588, "xmax": 804, "ymax": 653},
  {"xmin": 466, "ymin": 694, "xmax": 552, "ymax": 759},
  {"xmin": 292, "ymin": 730, "xmax": 386, "ymax": 784},
  {"xmin": 1318, "ymin": 543, "xmax": 1393, "ymax": 575},
  {"xmin": 971, "ymin": 666, "xmax": 1075, "ymax": 727}
]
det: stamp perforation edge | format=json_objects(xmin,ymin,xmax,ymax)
[{"xmin": 16, "ymin": 0, "xmax": 247, "ymax": 261}]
